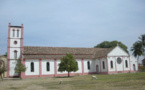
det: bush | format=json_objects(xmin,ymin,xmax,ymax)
[{"xmin": 138, "ymin": 66, "xmax": 145, "ymax": 71}]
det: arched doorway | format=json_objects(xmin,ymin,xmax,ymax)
[
  {"xmin": 96, "ymin": 65, "xmax": 99, "ymax": 73},
  {"xmin": 133, "ymin": 64, "xmax": 136, "ymax": 71}
]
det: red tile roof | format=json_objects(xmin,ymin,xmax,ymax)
[{"xmin": 23, "ymin": 46, "xmax": 114, "ymax": 59}]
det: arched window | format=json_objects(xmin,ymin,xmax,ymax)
[
  {"xmin": 46, "ymin": 62, "xmax": 50, "ymax": 71},
  {"xmin": 110, "ymin": 61, "xmax": 113, "ymax": 68},
  {"xmin": 103, "ymin": 61, "xmax": 105, "ymax": 69},
  {"xmin": 87, "ymin": 61, "xmax": 90, "ymax": 70},
  {"xmin": 117, "ymin": 57, "xmax": 122, "ymax": 64},
  {"xmin": 14, "ymin": 50, "xmax": 17, "ymax": 59},
  {"xmin": 125, "ymin": 60, "xmax": 128, "ymax": 68},
  {"xmin": 31, "ymin": 62, "xmax": 34, "ymax": 72},
  {"xmin": 13, "ymin": 29, "xmax": 15, "ymax": 37},
  {"xmin": 17, "ymin": 30, "xmax": 19, "ymax": 37}
]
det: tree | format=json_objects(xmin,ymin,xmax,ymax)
[
  {"xmin": 139, "ymin": 34, "xmax": 145, "ymax": 46},
  {"xmin": 131, "ymin": 41, "xmax": 143, "ymax": 60},
  {"xmin": 131, "ymin": 34, "xmax": 145, "ymax": 60},
  {"xmin": 94, "ymin": 40, "xmax": 128, "ymax": 53},
  {"xmin": 3, "ymin": 52, "xmax": 7, "ymax": 57},
  {"xmin": 139, "ymin": 34, "xmax": 145, "ymax": 57},
  {"xmin": 15, "ymin": 58, "xmax": 26, "ymax": 79},
  {"xmin": 0, "ymin": 60, "xmax": 7, "ymax": 81},
  {"xmin": 58, "ymin": 54, "xmax": 78, "ymax": 77}
]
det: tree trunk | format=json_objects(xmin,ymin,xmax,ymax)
[
  {"xmin": 19, "ymin": 73, "xmax": 22, "ymax": 79},
  {"xmin": 68, "ymin": 71, "xmax": 70, "ymax": 77},
  {"xmin": 137, "ymin": 56, "xmax": 139, "ymax": 63},
  {"xmin": 0, "ymin": 74, "xmax": 3, "ymax": 81}
]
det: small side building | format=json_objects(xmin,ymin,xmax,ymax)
[{"xmin": 142, "ymin": 59, "xmax": 145, "ymax": 66}]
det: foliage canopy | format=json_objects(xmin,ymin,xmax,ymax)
[
  {"xmin": 15, "ymin": 58, "xmax": 26, "ymax": 79},
  {"xmin": 58, "ymin": 54, "xmax": 78, "ymax": 77},
  {"xmin": 131, "ymin": 34, "xmax": 145, "ymax": 59},
  {"xmin": 0, "ymin": 60, "xmax": 7, "ymax": 81},
  {"xmin": 94, "ymin": 40, "xmax": 128, "ymax": 53}
]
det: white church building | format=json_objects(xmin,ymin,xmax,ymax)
[{"xmin": 7, "ymin": 23, "xmax": 138, "ymax": 78}]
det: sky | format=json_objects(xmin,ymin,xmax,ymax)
[{"xmin": 0, "ymin": 0, "xmax": 145, "ymax": 63}]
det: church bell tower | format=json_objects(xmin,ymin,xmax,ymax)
[{"xmin": 7, "ymin": 23, "xmax": 23, "ymax": 77}]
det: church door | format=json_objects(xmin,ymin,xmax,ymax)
[
  {"xmin": 133, "ymin": 64, "xmax": 136, "ymax": 71},
  {"xmin": 96, "ymin": 65, "xmax": 99, "ymax": 73}
]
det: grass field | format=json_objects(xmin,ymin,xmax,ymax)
[{"xmin": 0, "ymin": 72, "xmax": 145, "ymax": 90}]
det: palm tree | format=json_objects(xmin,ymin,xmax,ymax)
[
  {"xmin": 139, "ymin": 34, "xmax": 145, "ymax": 57},
  {"xmin": 139, "ymin": 34, "xmax": 145, "ymax": 46},
  {"xmin": 131, "ymin": 41, "xmax": 143, "ymax": 60}
]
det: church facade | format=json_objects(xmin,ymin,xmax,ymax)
[{"xmin": 7, "ymin": 23, "xmax": 138, "ymax": 78}]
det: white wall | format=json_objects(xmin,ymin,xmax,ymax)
[
  {"xmin": 8, "ymin": 27, "xmax": 22, "ymax": 77},
  {"xmin": 130, "ymin": 56, "xmax": 138, "ymax": 71},
  {"xmin": 100, "ymin": 58, "xmax": 107, "ymax": 72},
  {"xmin": 41, "ymin": 60, "xmax": 55, "ymax": 75},
  {"xmin": 107, "ymin": 57, "xmax": 116, "ymax": 72},
  {"xmin": 108, "ymin": 46, "xmax": 129, "ymax": 57},
  {"xmin": 94, "ymin": 60, "xmax": 100, "ymax": 73},
  {"xmin": 107, "ymin": 56, "xmax": 130, "ymax": 72},
  {"xmin": 71, "ymin": 59, "xmax": 82, "ymax": 73},
  {"xmin": 9, "ymin": 60, "xmax": 18, "ymax": 76},
  {"xmin": 123, "ymin": 57, "xmax": 130, "ymax": 71},
  {"xmin": 84, "ymin": 59, "xmax": 95, "ymax": 73},
  {"xmin": 116, "ymin": 57, "xmax": 123, "ymax": 71},
  {"xmin": 10, "ymin": 48, "xmax": 21, "ymax": 59},
  {"xmin": 25, "ymin": 60, "xmax": 39, "ymax": 75},
  {"xmin": 10, "ymin": 39, "xmax": 21, "ymax": 47}
]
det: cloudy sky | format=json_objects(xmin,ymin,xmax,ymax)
[{"xmin": 0, "ymin": 0, "xmax": 145, "ymax": 62}]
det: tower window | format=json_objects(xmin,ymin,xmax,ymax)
[
  {"xmin": 46, "ymin": 62, "xmax": 50, "ymax": 71},
  {"xmin": 103, "ymin": 61, "xmax": 105, "ymax": 69},
  {"xmin": 14, "ymin": 41, "xmax": 17, "ymax": 45},
  {"xmin": 31, "ymin": 62, "xmax": 34, "ymax": 72},
  {"xmin": 17, "ymin": 30, "xmax": 19, "ymax": 37},
  {"xmin": 87, "ymin": 61, "xmax": 90, "ymax": 70},
  {"xmin": 110, "ymin": 61, "xmax": 113, "ymax": 69},
  {"xmin": 14, "ymin": 50, "xmax": 17, "ymax": 59},
  {"xmin": 13, "ymin": 29, "xmax": 15, "ymax": 37}
]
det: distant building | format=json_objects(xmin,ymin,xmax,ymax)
[
  {"xmin": 7, "ymin": 23, "xmax": 138, "ymax": 78},
  {"xmin": 142, "ymin": 59, "xmax": 145, "ymax": 66}
]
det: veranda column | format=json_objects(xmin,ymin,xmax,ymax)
[
  {"xmin": 39, "ymin": 59, "xmax": 42, "ymax": 77},
  {"xmin": 21, "ymin": 59, "xmax": 25, "ymax": 78},
  {"xmin": 81, "ymin": 58, "xmax": 84, "ymax": 75},
  {"xmin": 106, "ymin": 57, "xmax": 109, "ymax": 74},
  {"xmin": 54, "ymin": 59, "xmax": 57, "ymax": 77}
]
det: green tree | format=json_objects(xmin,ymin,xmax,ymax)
[
  {"xmin": 139, "ymin": 34, "xmax": 145, "ymax": 46},
  {"xmin": 15, "ymin": 58, "xmax": 26, "ymax": 79},
  {"xmin": 3, "ymin": 52, "xmax": 7, "ymax": 57},
  {"xmin": 0, "ymin": 60, "xmax": 7, "ymax": 81},
  {"xmin": 94, "ymin": 40, "xmax": 128, "ymax": 53},
  {"xmin": 131, "ymin": 41, "xmax": 143, "ymax": 60},
  {"xmin": 138, "ymin": 34, "xmax": 145, "ymax": 57},
  {"xmin": 58, "ymin": 54, "xmax": 78, "ymax": 77}
]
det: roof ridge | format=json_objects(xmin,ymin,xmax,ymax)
[{"xmin": 23, "ymin": 46, "xmax": 113, "ymax": 49}]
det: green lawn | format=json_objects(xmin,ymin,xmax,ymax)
[{"xmin": 0, "ymin": 72, "xmax": 145, "ymax": 90}]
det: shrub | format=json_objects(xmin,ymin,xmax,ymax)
[{"xmin": 138, "ymin": 66, "xmax": 145, "ymax": 71}]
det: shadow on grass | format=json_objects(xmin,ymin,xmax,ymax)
[
  {"xmin": 3, "ymin": 78, "xmax": 21, "ymax": 81},
  {"xmin": 54, "ymin": 76, "xmax": 74, "ymax": 78}
]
